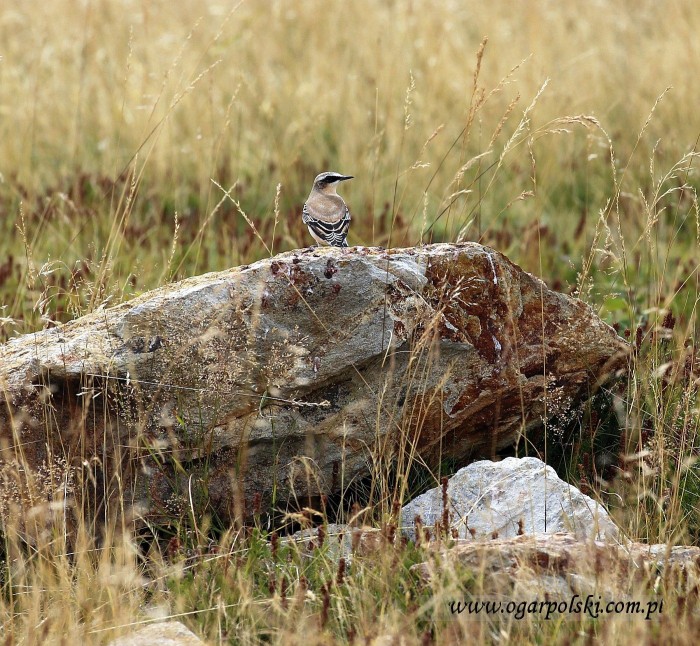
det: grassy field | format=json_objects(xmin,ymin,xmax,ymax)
[{"xmin": 1, "ymin": 0, "xmax": 700, "ymax": 643}]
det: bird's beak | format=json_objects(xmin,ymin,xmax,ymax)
[{"xmin": 339, "ymin": 175, "xmax": 354, "ymax": 182}]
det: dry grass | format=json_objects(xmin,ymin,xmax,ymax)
[{"xmin": 1, "ymin": 0, "xmax": 700, "ymax": 643}]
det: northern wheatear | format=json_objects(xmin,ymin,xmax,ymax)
[{"xmin": 302, "ymin": 171, "xmax": 353, "ymax": 247}]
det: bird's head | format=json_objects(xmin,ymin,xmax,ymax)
[{"xmin": 313, "ymin": 171, "xmax": 353, "ymax": 194}]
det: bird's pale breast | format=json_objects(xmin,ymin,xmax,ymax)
[{"xmin": 304, "ymin": 192, "xmax": 348, "ymax": 223}]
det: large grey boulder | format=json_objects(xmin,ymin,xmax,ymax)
[
  {"xmin": 0, "ymin": 244, "xmax": 628, "ymax": 529},
  {"xmin": 400, "ymin": 457, "xmax": 621, "ymax": 542}
]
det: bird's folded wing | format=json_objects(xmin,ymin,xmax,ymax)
[{"xmin": 302, "ymin": 205, "xmax": 350, "ymax": 245}]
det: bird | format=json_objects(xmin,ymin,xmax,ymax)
[{"xmin": 302, "ymin": 171, "xmax": 353, "ymax": 247}]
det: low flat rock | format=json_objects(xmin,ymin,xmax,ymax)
[
  {"xmin": 411, "ymin": 532, "xmax": 700, "ymax": 604},
  {"xmin": 107, "ymin": 621, "xmax": 205, "ymax": 646},
  {"xmin": 401, "ymin": 457, "xmax": 621, "ymax": 542},
  {"xmin": 0, "ymin": 243, "xmax": 628, "ymax": 527}
]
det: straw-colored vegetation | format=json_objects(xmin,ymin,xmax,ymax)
[{"xmin": 1, "ymin": 0, "xmax": 699, "ymax": 643}]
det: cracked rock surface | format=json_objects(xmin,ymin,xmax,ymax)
[{"xmin": 0, "ymin": 243, "xmax": 628, "ymax": 527}]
